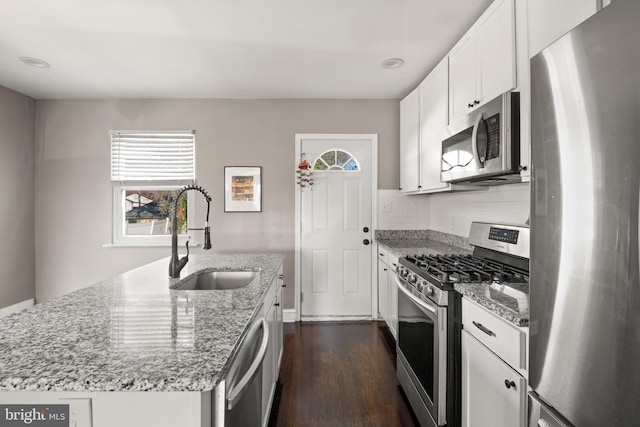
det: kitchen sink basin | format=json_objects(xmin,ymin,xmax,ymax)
[{"xmin": 176, "ymin": 271, "xmax": 257, "ymax": 290}]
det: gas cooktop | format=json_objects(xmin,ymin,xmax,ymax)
[{"xmin": 401, "ymin": 254, "xmax": 529, "ymax": 286}]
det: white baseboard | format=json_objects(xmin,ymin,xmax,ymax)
[
  {"xmin": 0, "ymin": 298, "xmax": 34, "ymax": 318},
  {"xmin": 300, "ymin": 316, "xmax": 372, "ymax": 322},
  {"xmin": 283, "ymin": 309, "xmax": 297, "ymax": 323}
]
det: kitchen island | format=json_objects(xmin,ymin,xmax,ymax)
[{"xmin": 0, "ymin": 253, "xmax": 284, "ymax": 426}]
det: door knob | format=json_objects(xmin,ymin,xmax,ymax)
[
  {"xmin": 504, "ymin": 379, "xmax": 516, "ymax": 390},
  {"xmin": 363, "ymin": 239, "xmax": 370, "ymax": 245},
  {"xmin": 363, "ymin": 227, "xmax": 369, "ymax": 233}
]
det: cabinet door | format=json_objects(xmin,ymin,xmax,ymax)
[
  {"xmin": 377, "ymin": 259, "xmax": 390, "ymax": 324},
  {"xmin": 448, "ymin": 31, "xmax": 478, "ymax": 124},
  {"xmin": 388, "ymin": 272, "xmax": 398, "ymax": 339},
  {"xmin": 400, "ymin": 87, "xmax": 421, "ymax": 193},
  {"xmin": 462, "ymin": 330, "xmax": 526, "ymax": 427},
  {"xmin": 419, "ymin": 58, "xmax": 450, "ymax": 193},
  {"xmin": 527, "ymin": 0, "xmax": 597, "ymax": 58},
  {"xmin": 478, "ymin": 0, "xmax": 516, "ymax": 105},
  {"xmin": 275, "ymin": 280, "xmax": 283, "ymax": 373}
]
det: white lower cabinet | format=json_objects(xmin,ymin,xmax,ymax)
[
  {"xmin": 377, "ymin": 245, "xmax": 398, "ymax": 339},
  {"xmin": 261, "ymin": 265, "xmax": 284, "ymax": 426},
  {"xmin": 461, "ymin": 297, "xmax": 527, "ymax": 427},
  {"xmin": 462, "ymin": 330, "xmax": 527, "ymax": 427},
  {"xmin": 377, "ymin": 257, "xmax": 390, "ymax": 323}
]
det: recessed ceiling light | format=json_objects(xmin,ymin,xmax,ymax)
[
  {"xmin": 381, "ymin": 58, "xmax": 405, "ymax": 69},
  {"xmin": 19, "ymin": 56, "xmax": 50, "ymax": 68}
]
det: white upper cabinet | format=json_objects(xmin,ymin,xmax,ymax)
[
  {"xmin": 449, "ymin": 32, "xmax": 478, "ymax": 125},
  {"xmin": 399, "ymin": 86, "xmax": 420, "ymax": 193},
  {"xmin": 449, "ymin": 0, "xmax": 517, "ymax": 124},
  {"xmin": 419, "ymin": 58, "xmax": 450, "ymax": 193},
  {"xmin": 400, "ymin": 58, "xmax": 454, "ymax": 194},
  {"xmin": 527, "ymin": 0, "xmax": 598, "ymax": 58}
]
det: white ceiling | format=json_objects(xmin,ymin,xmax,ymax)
[{"xmin": 0, "ymin": 0, "xmax": 493, "ymax": 100}]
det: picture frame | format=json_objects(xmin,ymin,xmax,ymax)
[{"xmin": 224, "ymin": 166, "xmax": 262, "ymax": 212}]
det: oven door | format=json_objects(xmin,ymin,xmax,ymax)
[{"xmin": 395, "ymin": 274, "xmax": 448, "ymax": 426}]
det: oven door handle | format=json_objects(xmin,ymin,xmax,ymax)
[{"xmin": 395, "ymin": 275, "xmax": 438, "ymax": 316}]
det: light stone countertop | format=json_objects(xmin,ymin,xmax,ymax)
[
  {"xmin": 376, "ymin": 238, "xmax": 472, "ymax": 258},
  {"xmin": 0, "ymin": 253, "xmax": 284, "ymax": 392},
  {"xmin": 454, "ymin": 282, "xmax": 529, "ymax": 327},
  {"xmin": 375, "ymin": 229, "xmax": 473, "ymax": 258}
]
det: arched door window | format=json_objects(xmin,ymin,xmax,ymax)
[{"xmin": 313, "ymin": 149, "xmax": 360, "ymax": 171}]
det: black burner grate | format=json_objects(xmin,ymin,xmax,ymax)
[{"xmin": 405, "ymin": 254, "xmax": 528, "ymax": 285}]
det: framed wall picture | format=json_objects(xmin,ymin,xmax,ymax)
[{"xmin": 224, "ymin": 166, "xmax": 262, "ymax": 212}]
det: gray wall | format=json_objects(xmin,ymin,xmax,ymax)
[
  {"xmin": 0, "ymin": 86, "xmax": 35, "ymax": 308},
  {"xmin": 34, "ymin": 99, "xmax": 400, "ymax": 307}
]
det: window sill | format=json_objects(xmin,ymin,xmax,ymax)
[{"xmin": 103, "ymin": 243, "xmax": 202, "ymax": 248}]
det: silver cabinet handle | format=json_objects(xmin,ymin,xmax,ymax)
[{"xmin": 472, "ymin": 321, "xmax": 496, "ymax": 337}]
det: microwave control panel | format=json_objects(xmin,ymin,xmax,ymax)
[
  {"xmin": 489, "ymin": 227, "xmax": 519, "ymax": 244},
  {"xmin": 485, "ymin": 113, "xmax": 501, "ymax": 160}
]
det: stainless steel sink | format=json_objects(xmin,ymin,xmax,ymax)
[{"xmin": 176, "ymin": 271, "xmax": 257, "ymax": 290}]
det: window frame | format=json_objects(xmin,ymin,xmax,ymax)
[
  {"xmin": 110, "ymin": 130, "xmax": 196, "ymax": 247},
  {"xmin": 111, "ymin": 184, "xmax": 195, "ymax": 247},
  {"xmin": 312, "ymin": 148, "xmax": 361, "ymax": 172}
]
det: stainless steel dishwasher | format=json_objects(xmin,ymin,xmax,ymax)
[{"xmin": 212, "ymin": 317, "xmax": 269, "ymax": 427}]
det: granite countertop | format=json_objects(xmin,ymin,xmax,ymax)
[
  {"xmin": 375, "ymin": 229, "xmax": 529, "ymax": 327},
  {"xmin": 455, "ymin": 282, "xmax": 529, "ymax": 327},
  {"xmin": 375, "ymin": 229, "xmax": 472, "ymax": 257},
  {"xmin": 377, "ymin": 238, "xmax": 472, "ymax": 257},
  {"xmin": 0, "ymin": 253, "xmax": 284, "ymax": 392}
]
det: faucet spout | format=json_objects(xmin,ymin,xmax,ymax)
[{"xmin": 169, "ymin": 185, "xmax": 212, "ymax": 278}]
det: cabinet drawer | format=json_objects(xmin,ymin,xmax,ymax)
[
  {"xmin": 388, "ymin": 253, "xmax": 399, "ymax": 271},
  {"xmin": 377, "ymin": 245, "xmax": 389, "ymax": 263},
  {"xmin": 462, "ymin": 298, "xmax": 526, "ymax": 371}
]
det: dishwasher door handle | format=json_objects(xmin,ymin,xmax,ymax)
[{"xmin": 226, "ymin": 318, "xmax": 270, "ymax": 410}]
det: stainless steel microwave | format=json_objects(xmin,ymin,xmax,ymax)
[{"xmin": 441, "ymin": 92, "xmax": 521, "ymax": 184}]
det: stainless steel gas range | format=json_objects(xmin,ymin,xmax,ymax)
[{"xmin": 394, "ymin": 222, "xmax": 529, "ymax": 427}]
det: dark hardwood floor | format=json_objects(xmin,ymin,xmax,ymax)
[{"xmin": 268, "ymin": 321, "xmax": 419, "ymax": 427}]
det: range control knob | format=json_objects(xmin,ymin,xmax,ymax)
[
  {"xmin": 424, "ymin": 285, "xmax": 435, "ymax": 297},
  {"xmin": 407, "ymin": 273, "xmax": 417, "ymax": 285},
  {"xmin": 416, "ymin": 280, "xmax": 427, "ymax": 293}
]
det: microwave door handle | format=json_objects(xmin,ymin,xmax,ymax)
[{"xmin": 470, "ymin": 113, "xmax": 484, "ymax": 169}]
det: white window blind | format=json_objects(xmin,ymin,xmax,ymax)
[{"xmin": 110, "ymin": 130, "xmax": 195, "ymax": 183}]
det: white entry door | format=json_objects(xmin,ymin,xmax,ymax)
[{"xmin": 298, "ymin": 135, "xmax": 374, "ymax": 319}]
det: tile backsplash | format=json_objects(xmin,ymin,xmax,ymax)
[
  {"xmin": 377, "ymin": 183, "xmax": 530, "ymax": 237},
  {"xmin": 377, "ymin": 190, "xmax": 429, "ymax": 230},
  {"xmin": 428, "ymin": 183, "xmax": 530, "ymax": 237}
]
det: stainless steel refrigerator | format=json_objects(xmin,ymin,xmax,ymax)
[{"xmin": 530, "ymin": 0, "xmax": 640, "ymax": 426}]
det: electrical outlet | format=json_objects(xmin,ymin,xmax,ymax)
[{"xmin": 382, "ymin": 202, "xmax": 392, "ymax": 213}]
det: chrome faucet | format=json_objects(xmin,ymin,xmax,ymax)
[{"xmin": 169, "ymin": 185, "xmax": 212, "ymax": 278}]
